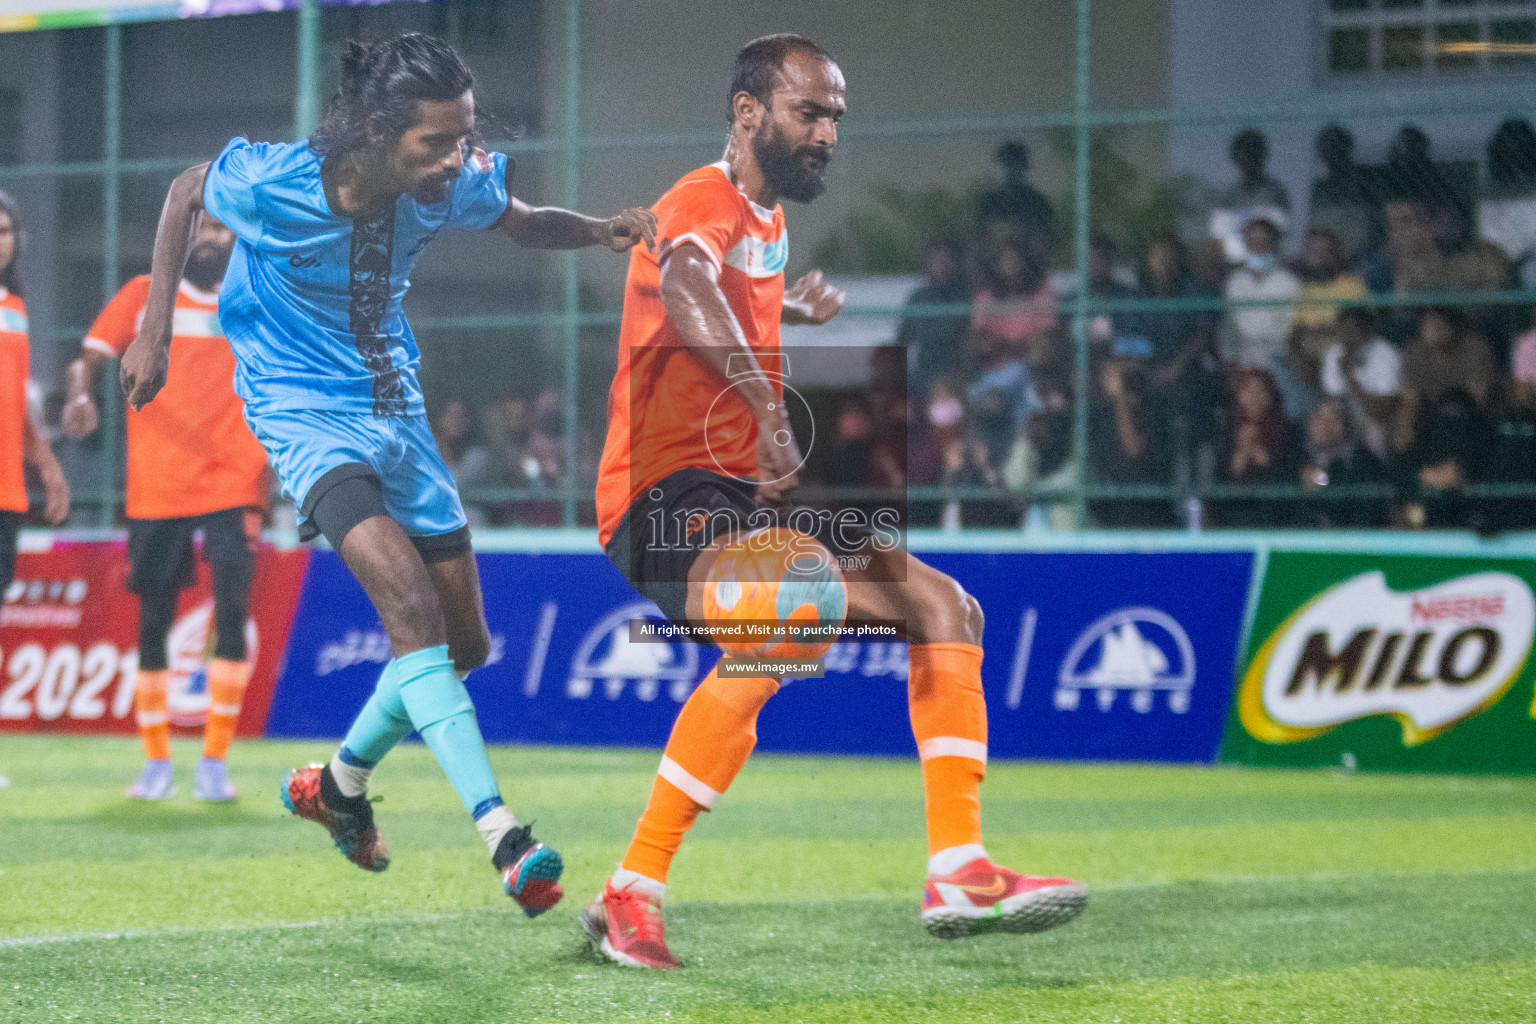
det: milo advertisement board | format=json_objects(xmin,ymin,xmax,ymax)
[{"xmin": 1221, "ymin": 551, "xmax": 1536, "ymax": 773}]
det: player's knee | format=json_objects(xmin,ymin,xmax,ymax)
[
  {"xmin": 379, "ymin": 582, "xmax": 446, "ymax": 649},
  {"xmin": 910, "ymin": 573, "xmax": 982, "ymax": 646},
  {"xmin": 451, "ymin": 625, "xmax": 492, "ymax": 674}
]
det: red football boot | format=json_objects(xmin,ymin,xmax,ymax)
[
  {"xmin": 280, "ymin": 763, "xmax": 390, "ymax": 873},
  {"xmin": 493, "ymin": 825, "xmax": 565, "ymax": 918},
  {"xmin": 579, "ymin": 882, "xmax": 680, "ymax": 969},
  {"xmin": 921, "ymin": 857, "xmax": 1087, "ymax": 939}
]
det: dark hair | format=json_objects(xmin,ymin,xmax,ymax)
[
  {"xmin": 1337, "ymin": 305, "xmax": 1376, "ymax": 334},
  {"xmin": 0, "ymin": 190, "xmax": 22, "ymax": 298},
  {"xmin": 727, "ymin": 33, "xmax": 835, "ymax": 124},
  {"xmin": 310, "ymin": 33, "xmax": 477, "ymax": 159},
  {"xmin": 1421, "ymin": 305, "xmax": 1466, "ymax": 333},
  {"xmin": 1230, "ymin": 129, "xmax": 1267, "ymax": 165},
  {"xmin": 1488, "ymin": 118, "xmax": 1536, "ymax": 187},
  {"xmin": 996, "ymin": 140, "xmax": 1029, "ymax": 170}
]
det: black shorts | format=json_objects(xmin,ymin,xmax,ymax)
[
  {"xmin": 603, "ymin": 467, "xmax": 878, "ymax": 635},
  {"xmin": 126, "ymin": 506, "xmax": 255, "ymax": 597},
  {"xmin": 0, "ymin": 509, "xmax": 19, "ymax": 597}
]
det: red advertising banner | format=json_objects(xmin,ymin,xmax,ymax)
[{"xmin": 0, "ymin": 538, "xmax": 308, "ymax": 737}]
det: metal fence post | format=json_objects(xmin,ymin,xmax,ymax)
[
  {"xmin": 559, "ymin": 0, "xmax": 581, "ymax": 527},
  {"xmin": 294, "ymin": 0, "xmax": 321, "ymax": 141},
  {"xmin": 99, "ymin": 23, "xmax": 122, "ymax": 529},
  {"xmin": 1069, "ymin": 0, "xmax": 1092, "ymax": 531}
]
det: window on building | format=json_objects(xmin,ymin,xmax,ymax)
[{"xmin": 1322, "ymin": 0, "xmax": 1536, "ymax": 77}]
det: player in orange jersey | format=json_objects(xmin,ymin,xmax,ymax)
[
  {"xmin": 0, "ymin": 190, "xmax": 70, "ymax": 600},
  {"xmin": 63, "ymin": 214, "xmax": 271, "ymax": 802},
  {"xmin": 579, "ymin": 35, "xmax": 1086, "ymax": 969}
]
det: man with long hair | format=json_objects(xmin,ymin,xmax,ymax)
[
  {"xmin": 64, "ymin": 214, "xmax": 268, "ymax": 802},
  {"xmin": 579, "ymin": 34, "xmax": 1085, "ymax": 969},
  {"xmin": 121, "ymin": 33, "xmax": 654, "ymax": 916}
]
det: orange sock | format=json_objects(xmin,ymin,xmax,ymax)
[
  {"xmin": 908, "ymin": 643, "xmax": 988, "ymax": 855},
  {"xmin": 134, "ymin": 669, "xmax": 171, "ymax": 761},
  {"xmin": 620, "ymin": 667, "xmax": 780, "ymax": 884},
  {"xmin": 202, "ymin": 658, "xmax": 251, "ymax": 760}
]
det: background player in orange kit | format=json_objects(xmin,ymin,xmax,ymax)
[
  {"xmin": 578, "ymin": 35, "xmax": 1086, "ymax": 970},
  {"xmin": 0, "ymin": 190, "xmax": 71, "ymax": 598},
  {"xmin": 63, "ymin": 213, "xmax": 271, "ymax": 802}
]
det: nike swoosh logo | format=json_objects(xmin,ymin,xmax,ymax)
[{"xmin": 956, "ymin": 875, "xmax": 1008, "ymax": 898}]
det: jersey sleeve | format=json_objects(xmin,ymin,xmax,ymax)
[
  {"xmin": 202, "ymin": 137, "xmax": 267, "ymax": 245},
  {"xmin": 83, "ymin": 276, "xmax": 153, "ymax": 358},
  {"xmin": 654, "ymin": 177, "xmax": 744, "ymax": 271},
  {"xmin": 444, "ymin": 148, "xmax": 511, "ymax": 230}
]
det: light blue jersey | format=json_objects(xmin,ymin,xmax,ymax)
[
  {"xmin": 202, "ymin": 137, "xmax": 508, "ymax": 537},
  {"xmin": 203, "ymin": 137, "xmax": 509, "ymax": 417}
]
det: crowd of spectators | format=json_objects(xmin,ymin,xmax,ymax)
[{"xmin": 874, "ymin": 120, "xmax": 1536, "ymax": 531}]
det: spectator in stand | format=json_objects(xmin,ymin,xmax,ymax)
[
  {"xmin": 1321, "ymin": 306, "xmax": 1401, "ymax": 461},
  {"xmin": 898, "ymin": 237, "xmax": 971, "ymax": 392},
  {"xmin": 482, "ymin": 393, "xmax": 533, "ymax": 526},
  {"xmin": 826, "ymin": 397, "xmax": 875, "ymax": 486},
  {"xmin": 969, "ymin": 235, "xmax": 1057, "ymax": 365},
  {"xmin": 1510, "ymin": 307, "xmax": 1536, "ymax": 405},
  {"xmin": 1383, "ymin": 125, "xmax": 1454, "ymax": 212},
  {"xmin": 1221, "ymin": 215, "xmax": 1305, "ymax": 413},
  {"xmin": 433, "ymin": 399, "xmax": 490, "ymax": 527},
  {"xmin": 1291, "ymin": 227, "xmax": 1369, "ymax": 379},
  {"xmin": 867, "ymin": 390, "xmax": 909, "ymax": 492},
  {"xmin": 1481, "ymin": 119, "xmax": 1536, "ymax": 291},
  {"xmin": 1484, "ymin": 371, "xmax": 1536, "ymax": 532},
  {"xmin": 1397, "ymin": 306, "xmax": 1496, "ymax": 452},
  {"xmin": 1309, "ymin": 124, "xmax": 1380, "ymax": 264},
  {"xmin": 515, "ymin": 388, "xmax": 577, "ymax": 526},
  {"xmin": 1297, "ymin": 398, "xmax": 1386, "ymax": 529},
  {"xmin": 975, "ymin": 141, "xmax": 1056, "ymax": 258},
  {"xmin": 1127, "ymin": 234, "xmax": 1202, "ymax": 365},
  {"xmin": 1398, "ymin": 388, "xmax": 1488, "ymax": 530},
  {"xmin": 1218, "ymin": 367, "xmax": 1300, "ymax": 527},
  {"xmin": 906, "ymin": 380, "xmax": 958, "ymax": 527},
  {"xmin": 1089, "ymin": 356, "xmax": 1172, "ymax": 527},
  {"xmin": 1084, "ymin": 233, "xmax": 1139, "ymax": 353},
  {"xmin": 1208, "ymin": 129, "xmax": 1291, "ymax": 263}
]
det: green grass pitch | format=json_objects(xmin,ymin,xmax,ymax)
[{"xmin": 2, "ymin": 736, "xmax": 1535, "ymax": 1023}]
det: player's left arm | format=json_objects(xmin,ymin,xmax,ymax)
[
  {"xmin": 782, "ymin": 270, "xmax": 845, "ymax": 326},
  {"xmin": 496, "ymin": 197, "xmax": 656, "ymax": 253},
  {"xmin": 21, "ymin": 402, "xmax": 69, "ymax": 524}
]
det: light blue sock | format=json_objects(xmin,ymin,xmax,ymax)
[
  {"xmin": 392, "ymin": 644, "xmax": 503, "ymax": 820},
  {"xmin": 340, "ymin": 659, "xmax": 414, "ymax": 766}
]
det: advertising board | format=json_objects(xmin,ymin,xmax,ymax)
[
  {"xmin": 1220, "ymin": 551, "xmax": 1536, "ymax": 773},
  {"xmin": 0, "ymin": 539, "xmax": 308, "ymax": 737}
]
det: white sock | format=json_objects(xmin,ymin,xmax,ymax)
[
  {"xmin": 610, "ymin": 867, "xmax": 666, "ymax": 900},
  {"xmin": 928, "ymin": 843, "xmax": 989, "ymax": 876},
  {"xmin": 328, "ymin": 752, "xmax": 372, "ymax": 799},
  {"xmin": 476, "ymin": 804, "xmax": 519, "ymax": 858}
]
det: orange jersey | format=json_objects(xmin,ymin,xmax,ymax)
[
  {"xmin": 85, "ymin": 277, "xmax": 269, "ymax": 519},
  {"xmin": 0, "ymin": 289, "xmax": 28, "ymax": 513},
  {"xmin": 595, "ymin": 162, "xmax": 788, "ymax": 545}
]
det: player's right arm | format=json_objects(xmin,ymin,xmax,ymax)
[
  {"xmin": 121, "ymin": 162, "xmax": 208, "ymax": 410},
  {"xmin": 661, "ymin": 243, "xmax": 800, "ymax": 503},
  {"xmin": 63, "ymin": 276, "xmax": 152, "ymax": 440}
]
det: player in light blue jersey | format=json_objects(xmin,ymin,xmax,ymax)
[{"xmin": 121, "ymin": 33, "xmax": 656, "ymax": 918}]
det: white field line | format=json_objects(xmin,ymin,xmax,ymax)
[
  {"xmin": 7, "ymin": 864, "xmax": 1534, "ymax": 949},
  {"xmin": 0, "ymin": 909, "xmax": 490, "ymax": 949}
]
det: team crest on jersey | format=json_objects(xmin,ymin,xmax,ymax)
[{"xmin": 724, "ymin": 233, "xmax": 789, "ymax": 278}]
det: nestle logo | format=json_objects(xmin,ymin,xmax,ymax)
[
  {"xmin": 1410, "ymin": 594, "xmax": 1504, "ymax": 624},
  {"xmin": 289, "ymin": 253, "xmax": 320, "ymax": 269}
]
